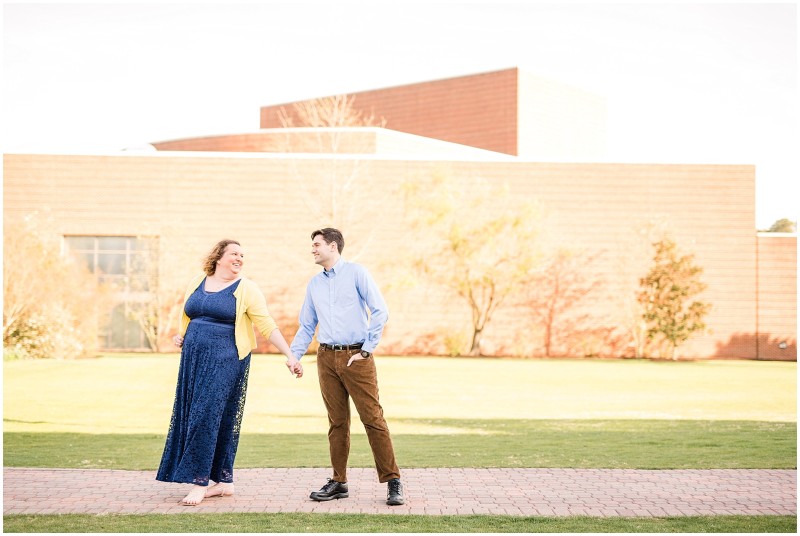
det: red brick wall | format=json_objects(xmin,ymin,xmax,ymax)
[
  {"xmin": 756, "ymin": 234, "xmax": 797, "ymax": 360},
  {"xmin": 153, "ymin": 133, "xmax": 289, "ymax": 152},
  {"xmin": 152, "ymin": 131, "xmax": 379, "ymax": 154},
  {"xmin": 260, "ymin": 69, "xmax": 519, "ymax": 155}
]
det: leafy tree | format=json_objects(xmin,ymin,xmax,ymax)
[
  {"xmin": 637, "ymin": 238, "xmax": 710, "ymax": 359},
  {"xmin": 764, "ymin": 218, "xmax": 797, "ymax": 233},
  {"xmin": 403, "ymin": 170, "xmax": 544, "ymax": 356}
]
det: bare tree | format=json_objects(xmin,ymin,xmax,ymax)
[
  {"xmin": 277, "ymin": 94, "xmax": 386, "ymax": 131},
  {"xmin": 126, "ymin": 229, "xmax": 204, "ymax": 352},
  {"xmin": 271, "ymin": 95, "xmax": 391, "ymax": 260},
  {"xmin": 522, "ymin": 248, "xmax": 604, "ymax": 356},
  {"xmin": 125, "ymin": 238, "xmax": 187, "ymax": 352},
  {"xmin": 3, "ymin": 213, "xmax": 110, "ymax": 359}
]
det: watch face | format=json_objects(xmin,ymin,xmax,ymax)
[{"xmin": 361, "ymin": 350, "xmax": 370, "ymax": 358}]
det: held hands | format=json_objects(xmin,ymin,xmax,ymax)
[{"xmin": 285, "ymin": 356, "xmax": 304, "ymax": 378}]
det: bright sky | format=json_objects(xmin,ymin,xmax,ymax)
[{"xmin": 2, "ymin": 1, "xmax": 798, "ymax": 229}]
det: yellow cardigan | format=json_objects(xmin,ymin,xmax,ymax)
[{"xmin": 179, "ymin": 274, "xmax": 278, "ymax": 359}]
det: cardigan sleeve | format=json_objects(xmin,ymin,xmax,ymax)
[{"xmin": 243, "ymin": 280, "xmax": 278, "ymax": 339}]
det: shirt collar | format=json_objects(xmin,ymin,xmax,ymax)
[{"xmin": 323, "ymin": 257, "xmax": 346, "ymax": 276}]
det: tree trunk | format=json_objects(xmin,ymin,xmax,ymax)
[{"xmin": 469, "ymin": 328, "xmax": 483, "ymax": 356}]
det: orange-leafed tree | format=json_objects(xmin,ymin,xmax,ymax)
[
  {"xmin": 637, "ymin": 238, "xmax": 711, "ymax": 359},
  {"xmin": 403, "ymin": 170, "xmax": 545, "ymax": 356}
]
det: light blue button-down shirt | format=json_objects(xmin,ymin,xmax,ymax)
[{"xmin": 290, "ymin": 258, "xmax": 389, "ymax": 360}]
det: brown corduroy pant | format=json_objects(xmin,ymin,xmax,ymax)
[{"xmin": 316, "ymin": 346, "xmax": 401, "ymax": 483}]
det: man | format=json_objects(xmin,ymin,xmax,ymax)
[{"xmin": 289, "ymin": 228, "xmax": 404, "ymax": 506}]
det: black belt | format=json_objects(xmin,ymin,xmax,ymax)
[{"xmin": 319, "ymin": 342, "xmax": 363, "ymax": 351}]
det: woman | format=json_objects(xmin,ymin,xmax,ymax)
[{"xmin": 156, "ymin": 239, "xmax": 303, "ymax": 506}]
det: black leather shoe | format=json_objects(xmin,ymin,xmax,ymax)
[
  {"xmin": 309, "ymin": 478, "xmax": 349, "ymax": 501},
  {"xmin": 386, "ymin": 478, "xmax": 404, "ymax": 505}
]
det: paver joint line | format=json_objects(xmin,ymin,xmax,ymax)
[{"xmin": 3, "ymin": 467, "xmax": 796, "ymax": 517}]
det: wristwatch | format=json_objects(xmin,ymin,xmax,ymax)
[{"xmin": 360, "ymin": 350, "xmax": 372, "ymax": 359}]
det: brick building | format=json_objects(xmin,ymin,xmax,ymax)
[{"xmin": 3, "ymin": 68, "xmax": 796, "ymax": 359}]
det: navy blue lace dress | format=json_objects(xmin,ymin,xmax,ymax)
[{"xmin": 156, "ymin": 278, "xmax": 250, "ymax": 486}]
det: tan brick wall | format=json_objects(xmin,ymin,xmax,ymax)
[
  {"xmin": 423, "ymin": 161, "xmax": 758, "ymax": 359},
  {"xmin": 756, "ymin": 234, "xmax": 797, "ymax": 360},
  {"xmin": 5, "ymin": 151, "xmax": 782, "ymax": 359}
]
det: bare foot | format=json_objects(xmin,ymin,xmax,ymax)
[
  {"xmin": 180, "ymin": 485, "xmax": 207, "ymax": 506},
  {"xmin": 205, "ymin": 482, "xmax": 235, "ymax": 498}
]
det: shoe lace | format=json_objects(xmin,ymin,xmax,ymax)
[
  {"xmin": 388, "ymin": 479, "xmax": 402, "ymax": 496},
  {"xmin": 321, "ymin": 478, "xmax": 339, "ymax": 493}
]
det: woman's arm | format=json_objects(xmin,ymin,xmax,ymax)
[{"xmin": 245, "ymin": 281, "xmax": 303, "ymax": 378}]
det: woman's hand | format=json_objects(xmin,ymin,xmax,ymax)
[
  {"xmin": 173, "ymin": 335, "xmax": 184, "ymax": 348},
  {"xmin": 285, "ymin": 356, "xmax": 303, "ymax": 378}
]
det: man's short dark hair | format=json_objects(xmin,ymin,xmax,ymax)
[{"xmin": 311, "ymin": 228, "xmax": 344, "ymax": 254}]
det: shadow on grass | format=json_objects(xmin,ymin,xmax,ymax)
[{"xmin": 4, "ymin": 419, "xmax": 796, "ymax": 471}]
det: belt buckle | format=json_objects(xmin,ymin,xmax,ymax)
[{"xmin": 324, "ymin": 343, "xmax": 360, "ymax": 351}]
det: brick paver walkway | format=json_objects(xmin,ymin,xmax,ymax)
[{"xmin": 3, "ymin": 467, "xmax": 796, "ymax": 517}]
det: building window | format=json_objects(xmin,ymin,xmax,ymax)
[{"xmin": 64, "ymin": 235, "xmax": 158, "ymax": 350}]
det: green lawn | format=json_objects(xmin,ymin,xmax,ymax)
[
  {"xmin": 4, "ymin": 419, "xmax": 796, "ymax": 470},
  {"xmin": 3, "ymin": 355, "xmax": 796, "ymax": 470},
  {"xmin": 2, "ymin": 513, "xmax": 796, "ymax": 533},
  {"xmin": 4, "ymin": 355, "xmax": 796, "ymax": 435},
  {"xmin": 3, "ymin": 355, "xmax": 797, "ymax": 533}
]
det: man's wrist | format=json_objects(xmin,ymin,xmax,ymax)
[{"xmin": 360, "ymin": 350, "xmax": 373, "ymax": 358}]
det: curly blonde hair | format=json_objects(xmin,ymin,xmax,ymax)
[{"xmin": 202, "ymin": 239, "xmax": 240, "ymax": 276}]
